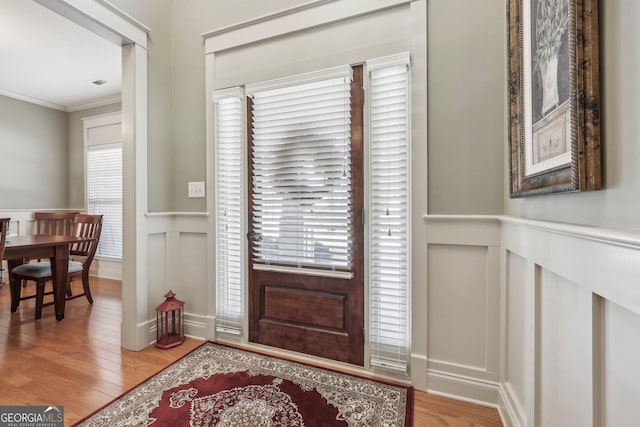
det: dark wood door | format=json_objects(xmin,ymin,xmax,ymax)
[{"xmin": 248, "ymin": 67, "xmax": 364, "ymax": 365}]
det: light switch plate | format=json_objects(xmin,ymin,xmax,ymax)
[{"xmin": 188, "ymin": 181, "xmax": 205, "ymax": 198}]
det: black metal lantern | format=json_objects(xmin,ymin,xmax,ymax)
[{"xmin": 155, "ymin": 290, "xmax": 185, "ymax": 349}]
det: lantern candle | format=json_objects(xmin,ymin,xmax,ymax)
[{"xmin": 155, "ymin": 290, "xmax": 185, "ymax": 349}]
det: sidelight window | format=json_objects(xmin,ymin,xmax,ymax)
[
  {"xmin": 213, "ymin": 88, "xmax": 245, "ymax": 335},
  {"xmin": 368, "ymin": 53, "xmax": 411, "ymax": 373}
]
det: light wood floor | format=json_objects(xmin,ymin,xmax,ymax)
[{"xmin": 0, "ymin": 277, "xmax": 502, "ymax": 426}]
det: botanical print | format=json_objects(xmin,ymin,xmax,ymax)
[
  {"xmin": 531, "ymin": 0, "xmax": 570, "ymax": 122},
  {"xmin": 508, "ymin": 0, "xmax": 601, "ymax": 196},
  {"xmin": 527, "ymin": 0, "xmax": 572, "ymax": 171}
]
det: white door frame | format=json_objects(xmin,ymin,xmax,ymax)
[{"xmin": 36, "ymin": 0, "xmax": 150, "ymax": 350}]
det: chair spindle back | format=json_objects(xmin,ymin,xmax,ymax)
[
  {"xmin": 35, "ymin": 212, "xmax": 78, "ymax": 236},
  {"xmin": 71, "ymin": 214, "xmax": 103, "ymax": 261},
  {"xmin": 0, "ymin": 218, "xmax": 10, "ymax": 263}
]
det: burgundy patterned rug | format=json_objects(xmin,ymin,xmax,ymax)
[{"xmin": 74, "ymin": 342, "xmax": 412, "ymax": 426}]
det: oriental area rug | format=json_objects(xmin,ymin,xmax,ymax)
[{"xmin": 74, "ymin": 342, "xmax": 413, "ymax": 426}]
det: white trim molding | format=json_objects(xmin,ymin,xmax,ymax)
[
  {"xmin": 35, "ymin": 0, "xmax": 149, "ymax": 47},
  {"xmin": 0, "ymin": 88, "xmax": 67, "ymax": 112},
  {"xmin": 0, "ymin": 89, "xmax": 121, "ymax": 113},
  {"xmin": 202, "ymin": 0, "xmax": 416, "ymax": 53},
  {"xmin": 68, "ymin": 95, "xmax": 121, "ymax": 112}
]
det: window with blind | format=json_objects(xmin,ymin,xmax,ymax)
[
  {"xmin": 213, "ymin": 87, "xmax": 245, "ymax": 334},
  {"xmin": 367, "ymin": 53, "xmax": 411, "ymax": 373},
  {"xmin": 87, "ymin": 143, "xmax": 123, "ymax": 259},
  {"xmin": 246, "ymin": 66, "xmax": 354, "ymax": 273}
]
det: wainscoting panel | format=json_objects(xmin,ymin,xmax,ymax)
[
  {"xmin": 500, "ymin": 217, "xmax": 640, "ymax": 427},
  {"xmin": 503, "ymin": 251, "xmax": 530, "ymax": 426},
  {"xmin": 147, "ymin": 232, "xmax": 168, "ymax": 315},
  {"xmin": 176, "ymin": 232, "xmax": 208, "ymax": 315},
  {"xmin": 425, "ymin": 216, "xmax": 501, "ymax": 406},
  {"xmin": 428, "ymin": 244, "xmax": 492, "ymax": 370},
  {"xmin": 536, "ymin": 268, "xmax": 594, "ymax": 427},
  {"xmin": 2, "ymin": 210, "xmax": 38, "ymax": 236},
  {"xmin": 146, "ymin": 213, "xmax": 210, "ymax": 341},
  {"xmin": 427, "ymin": 215, "xmax": 640, "ymax": 427},
  {"xmin": 600, "ymin": 299, "xmax": 640, "ymax": 427}
]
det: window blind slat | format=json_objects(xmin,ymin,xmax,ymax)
[
  {"xmin": 368, "ymin": 57, "xmax": 411, "ymax": 373},
  {"xmin": 251, "ymin": 74, "xmax": 354, "ymax": 271}
]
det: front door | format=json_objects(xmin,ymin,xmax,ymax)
[{"xmin": 247, "ymin": 66, "xmax": 364, "ymax": 365}]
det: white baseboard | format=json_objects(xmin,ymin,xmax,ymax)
[
  {"xmin": 91, "ymin": 257, "xmax": 122, "ymax": 281},
  {"xmin": 497, "ymin": 382, "xmax": 525, "ymax": 427},
  {"xmin": 143, "ymin": 312, "xmax": 216, "ymax": 347},
  {"xmin": 121, "ymin": 319, "xmax": 155, "ymax": 351},
  {"xmin": 426, "ymin": 369, "xmax": 500, "ymax": 408},
  {"xmin": 411, "ymin": 353, "xmax": 428, "ymax": 391},
  {"xmin": 184, "ymin": 312, "xmax": 216, "ymax": 341}
]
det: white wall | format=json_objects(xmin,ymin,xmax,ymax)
[
  {"xmin": 109, "ymin": 0, "xmax": 310, "ymax": 213},
  {"xmin": 427, "ymin": 0, "xmax": 505, "ymax": 215},
  {"xmin": 68, "ymin": 102, "xmax": 122, "ymax": 210},
  {"xmin": 0, "ymin": 95, "xmax": 69, "ymax": 209},
  {"xmin": 97, "ymin": 0, "xmax": 174, "ymax": 213}
]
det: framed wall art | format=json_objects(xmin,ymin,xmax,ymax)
[{"xmin": 508, "ymin": 0, "xmax": 601, "ymax": 197}]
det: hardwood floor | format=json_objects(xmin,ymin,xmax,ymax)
[{"xmin": 0, "ymin": 277, "xmax": 502, "ymax": 426}]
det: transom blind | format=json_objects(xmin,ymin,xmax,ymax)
[
  {"xmin": 87, "ymin": 143, "xmax": 122, "ymax": 259},
  {"xmin": 247, "ymin": 67, "xmax": 354, "ymax": 271},
  {"xmin": 213, "ymin": 88, "xmax": 245, "ymax": 334},
  {"xmin": 368, "ymin": 54, "xmax": 411, "ymax": 373}
]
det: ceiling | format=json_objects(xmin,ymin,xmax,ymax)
[{"xmin": 0, "ymin": 0, "xmax": 122, "ymax": 112}]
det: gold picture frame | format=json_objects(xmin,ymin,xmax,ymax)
[{"xmin": 508, "ymin": 0, "xmax": 601, "ymax": 197}]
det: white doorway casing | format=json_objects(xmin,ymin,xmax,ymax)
[{"xmin": 35, "ymin": 0, "xmax": 150, "ymax": 350}]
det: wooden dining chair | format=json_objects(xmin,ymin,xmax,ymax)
[
  {"xmin": 66, "ymin": 213, "xmax": 103, "ymax": 304},
  {"xmin": 0, "ymin": 218, "xmax": 10, "ymax": 281},
  {"xmin": 22, "ymin": 211, "xmax": 79, "ymax": 288},
  {"xmin": 10, "ymin": 213, "xmax": 103, "ymax": 320}
]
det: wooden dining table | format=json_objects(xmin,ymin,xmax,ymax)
[{"xmin": 4, "ymin": 234, "xmax": 93, "ymax": 321}]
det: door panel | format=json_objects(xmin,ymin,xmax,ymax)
[
  {"xmin": 248, "ymin": 66, "xmax": 364, "ymax": 365},
  {"xmin": 250, "ymin": 270, "xmax": 361, "ymax": 364},
  {"xmin": 263, "ymin": 286, "xmax": 346, "ymax": 330}
]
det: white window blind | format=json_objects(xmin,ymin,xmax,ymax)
[
  {"xmin": 87, "ymin": 143, "xmax": 122, "ymax": 259},
  {"xmin": 367, "ymin": 53, "xmax": 411, "ymax": 373},
  {"xmin": 213, "ymin": 87, "xmax": 245, "ymax": 335},
  {"xmin": 246, "ymin": 66, "xmax": 354, "ymax": 272}
]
